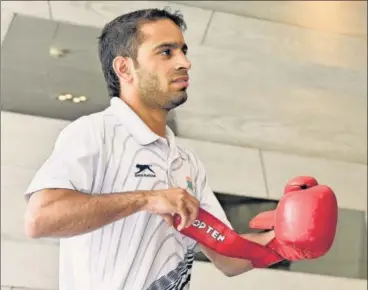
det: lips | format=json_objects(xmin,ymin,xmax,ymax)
[
  {"xmin": 172, "ymin": 76, "xmax": 189, "ymax": 88},
  {"xmin": 172, "ymin": 76, "xmax": 189, "ymax": 82}
]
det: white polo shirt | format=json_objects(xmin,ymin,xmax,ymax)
[{"xmin": 25, "ymin": 97, "xmax": 232, "ymax": 290}]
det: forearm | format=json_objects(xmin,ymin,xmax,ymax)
[
  {"xmin": 201, "ymin": 231, "xmax": 275, "ymax": 277},
  {"xmin": 200, "ymin": 246, "xmax": 253, "ymax": 277},
  {"xmin": 25, "ymin": 189, "xmax": 149, "ymax": 238}
]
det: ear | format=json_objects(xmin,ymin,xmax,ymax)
[{"xmin": 112, "ymin": 56, "xmax": 133, "ymax": 83}]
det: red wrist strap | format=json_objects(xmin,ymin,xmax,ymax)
[{"xmin": 173, "ymin": 208, "xmax": 284, "ymax": 268}]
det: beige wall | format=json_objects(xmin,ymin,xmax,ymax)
[{"xmin": 1, "ymin": 1, "xmax": 367, "ymax": 289}]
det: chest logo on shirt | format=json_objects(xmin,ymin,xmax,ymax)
[
  {"xmin": 135, "ymin": 164, "xmax": 156, "ymax": 177},
  {"xmin": 186, "ymin": 176, "xmax": 194, "ymax": 192}
]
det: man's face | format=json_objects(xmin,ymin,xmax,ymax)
[{"xmin": 133, "ymin": 19, "xmax": 191, "ymax": 111}]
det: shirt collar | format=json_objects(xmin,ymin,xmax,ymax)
[{"xmin": 109, "ymin": 97, "xmax": 175, "ymax": 147}]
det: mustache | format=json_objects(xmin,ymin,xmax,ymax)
[
  {"xmin": 171, "ymin": 73, "xmax": 189, "ymax": 82},
  {"xmin": 172, "ymin": 69, "xmax": 189, "ymax": 78}
]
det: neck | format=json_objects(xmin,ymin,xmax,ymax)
[{"xmin": 120, "ymin": 96, "xmax": 168, "ymax": 138}]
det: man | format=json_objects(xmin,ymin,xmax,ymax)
[{"xmin": 24, "ymin": 8, "xmax": 276, "ymax": 290}]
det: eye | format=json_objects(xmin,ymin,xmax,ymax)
[
  {"xmin": 182, "ymin": 48, "xmax": 188, "ymax": 55},
  {"xmin": 160, "ymin": 49, "xmax": 172, "ymax": 57}
]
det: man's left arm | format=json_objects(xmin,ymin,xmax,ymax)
[{"xmin": 199, "ymin": 231, "xmax": 275, "ymax": 276}]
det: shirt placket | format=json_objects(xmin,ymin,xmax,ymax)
[
  {"xmin": 166, "ymin": 154, "xmax": 175, "ymax": 188},
  {"xmin": 158, "ymin": 139, "xmax": 174, "ymax": 189},
  {"xmin": 167, "ymin": 149, "xmax": 180, "ymax": 189}
]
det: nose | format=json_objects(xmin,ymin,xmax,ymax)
[{"xmin": 176, "ymin": 54, "xmax": 191, "ymax": 71}]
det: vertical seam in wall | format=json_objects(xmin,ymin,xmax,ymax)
[
  {"xmin": 47, "ymin": 0, "xmax": 53, "ymax": 20},
  {"xmin": 51, "ymin": 22, "xmax": 60, "ymax": 41},
  {"xmin": 200, "ymin": 10, "xmax": 215, "ymax": 45},
  {"xmin": 259, "ymin": 149, "xmax": 270, "ymax": 198},
  {"xmin": 2, "ymin": 12, "xmax": 16, "ymax": 45}
]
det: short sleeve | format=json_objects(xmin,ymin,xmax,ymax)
[
  {"xmin": 25, "ymin": 116, "xmax": 99, "ymax": 199},
  {"xmin": 185, "ymin": 153, "xmax": 233, "ymax": 253},
  {"xmin": 194, "ymin": 156, "xmax": 233, "ymax": 230}
]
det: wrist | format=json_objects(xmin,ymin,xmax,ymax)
[
  {"xmin": 240, "ymin": 230, "xmax": 275, "ymax": 246},
  {"xmin": 139, "ymin": 190, "xmax": 157, "ymax": 213}
]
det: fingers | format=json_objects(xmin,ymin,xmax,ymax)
[
  {"xmin": 177, "ymin": 202, "xmax": 190, "ymax": 231},
  {"xmin": 151, "ymin": 188, "xmax": 200, "ymax": 231},
  {"xmin": 187, "ymin": 198, "xmax": 200, "ymax": 227},
  {"xmin": 160, "ymin": 214, "xmax": 174, "ymax": 226},
  {"xmin": 177, "ymin": 190, "xmax": 199, "ymax": 231}
]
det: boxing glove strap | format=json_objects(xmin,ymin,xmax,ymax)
[{"xmin": 173, "ymin": 208, "xmax": 284, "ymax": 268}]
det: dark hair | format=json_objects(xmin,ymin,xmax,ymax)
[{"xmin": 98, "ymin": 7, "xmax": 187, "ymax": 98}]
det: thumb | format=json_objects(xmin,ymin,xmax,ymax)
[{"xmin": 160, "ymin": 214, "xmax": 174, "ymax": 226}]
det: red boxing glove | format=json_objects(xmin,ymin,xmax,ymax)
[
  {"xmin": 250, "ymin": 176, "xmax": 338, "ymax": 264},
  {"xmin": 173, "ymin": 176, "xmax": 338, "ymax": 269}
]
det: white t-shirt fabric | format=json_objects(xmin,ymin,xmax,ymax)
[{"xmin": 25, "ymin": 97, "xmax": 233, "ymax": 290}]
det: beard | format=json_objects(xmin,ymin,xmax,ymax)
[{"xmin": 136, "ymin": 69, "xmax": 188, "ymax": 111}]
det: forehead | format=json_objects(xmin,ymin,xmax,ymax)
[{"xmin": 138, "ymin": 19, "xmax": 185, "ymax": 47}]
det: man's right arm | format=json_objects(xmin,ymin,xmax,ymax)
[
  {"xmin": 24, "ymin": 187, "xmax": 199, "ymax": 238},
  {"xmin": 24, "ymin": 117, "xmax": 199, "ymax": 239}
]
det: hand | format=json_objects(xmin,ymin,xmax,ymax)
[
  {"xmin": 249, "ymin": 176, "xmax": 338, "ymax": 264},
  {"xmin": 144, "ymin": 188, "xmax": 200, "ymax": 231}
]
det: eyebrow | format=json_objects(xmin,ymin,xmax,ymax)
[{"xmin": 153, "ymin": 42, "xmax": 188, "ymax": 52}]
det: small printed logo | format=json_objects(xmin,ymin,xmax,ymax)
[
  {"xmin": 135, "ymin": 164, "xmax": 156, "ymax": 177},
  {"xmin": 186, "ymin": 176, "xmax": 194, "ymax": 191},
  {"xmin": 192, "ymin": 219, "xmax": 225, "ymax": 242}
]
